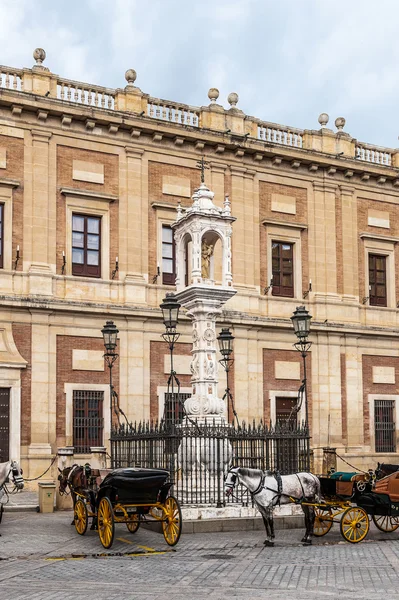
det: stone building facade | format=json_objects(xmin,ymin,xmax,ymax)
[{"xmin": 0, "ymin": 49, "xmax": 398, "ymax": 482}]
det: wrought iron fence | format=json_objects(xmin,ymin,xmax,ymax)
[{"xmin": 110, "ymin": 420, "xmax": 310, "ymax": 506}]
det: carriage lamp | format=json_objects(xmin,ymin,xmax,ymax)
[{"xmin": 217, "ymin": 327, "xmax": 239, "ymax": 426}]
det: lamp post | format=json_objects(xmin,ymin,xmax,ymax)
[
  {"xmin": 291, "ymin": 306, "xmax": 312, "ymax": 466},
  {"xmin": 160, "ymin": 293, "xmax": 182, "ymax": 426},
  {"xmin": 102, "ymin": 320, "xmax": 119, "ymax": 437},
  {"xmin": 217, "ymin": 327, "xmax": 238, "ymax": 426}
]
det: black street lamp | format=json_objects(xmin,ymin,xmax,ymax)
[
  {"xmin": 160, "ymin": 293, "xmax": 182, "ymax": 426},
  {"xmin": 291, "ymin": 306, "xmax": 312, "ymax": 465},
  {"xmin": 217, "ymin": 327, "xmax": 239, "ymax": 426},
  {"xmin": 102, "ymin": 320, "xmax": 119, "ymax": 435}
]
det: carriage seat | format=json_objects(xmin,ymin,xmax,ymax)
[
  {"xmin": 328, "ymin": 472, "xmax": 368, "ymax": 496},
  {"xmin": 374, "ymin": 471, "xmax": 399, "ymax": 502}
]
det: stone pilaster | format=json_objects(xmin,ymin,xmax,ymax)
[
  {"xmin": 230, "ymin": 166, "xmax": 246, "ymax": 286},
  {"xmin": 312, "ymin": 182, "xmax": 338, "ymax": 298},
  {"xmin": 123, "ymin": 146, "xmax": 147, "ymax": 303},
  {"xmin": 340, "ymin": 185, "xmax": 358, "ymax": 300},
  {"xmin": 28, "ymin": 312, "xmax": 53, "ymax": 474},
  {"xmin": 26, "ymin": 129, "xmax": 53, "ymax": 295}
]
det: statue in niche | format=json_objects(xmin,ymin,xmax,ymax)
[{"xmin": 201, "ymin": 241, "xmax": 214, "ymax": 278}]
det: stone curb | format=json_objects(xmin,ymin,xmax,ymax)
[
  {"xmin": 4, "ymin": 504, "xmax": 39, "ymax": 512},
  {"xmin": 145, "ymin": 514, "xmax": 303, "ymax": 534}
]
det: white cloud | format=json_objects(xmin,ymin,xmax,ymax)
[{"xmin": 0, "ymin": 0, "xmax": 397, "ymax": 146}]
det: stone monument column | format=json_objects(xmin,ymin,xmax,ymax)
[{"xmin": 172, "ymin": 176, "xmax": 236, "ymax": 423}]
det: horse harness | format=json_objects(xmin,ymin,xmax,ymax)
[{"xmin": 251, "ymin": 471, "xmax": 309, "ymax": 506}]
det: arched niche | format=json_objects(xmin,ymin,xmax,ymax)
[{"xmin": 200, "ymin": 230, "xmax": 224, "ymax": 283}]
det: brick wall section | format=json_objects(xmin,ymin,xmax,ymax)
[
  {"xmin": 362, "ymin": 355, "xmax": 399, "ymax": 445},
  {"xmin": 148, "ymin": 162, "xmax": 201, "ymax": 282},
  {"xmin": 357, "ymin": 197, "xmax": 399, "ymax": 302},
  {"xmin": 259, "ymin": 182, "xmax": 309, "ymax": 292},
  {"xmin": 262, "ymin": 348, "xmax": 312, "ymax": 430},
  {"xmin": 56, "ymin": 146, "xmax": 119, "ymax": 279},
  {"xmin": 56, "ymin": 335, "xmax": 119, "ymax": 446},
  {"xmin": 12, "ymin": 323, "xmax": 31, "ymax": 445},
  {"xmin": 336, "ymin": 189, "xmax": 344, "ymax": 295},
  {"xmin": 150, "ymin": 340, "xmax": 192, "ymax": 420},
  {"xmin": 340, "ymin": 353, "xmax": 347, "ymax": 444},
  {"xmin": 0, "ymin": 135, "xmax": 24, "ymax": 270}
]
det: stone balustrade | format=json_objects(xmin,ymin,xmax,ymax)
[
  {"xmin": 0, "ymin": 65, "xmax": 23, "ymax": 91},
  {"xmin": 355, "ymin": 143, "xmax": 392, "ymax": 166},
  {"xmin": 0, "ymin": 49, "xmax": 397, "ymax": 167},
  {"xmin": 57, "ymin": 77, "xmax": 116, "ymax": 110},
  {"xmin": 147, "ymin": 97, "xmax": 200, "ymax": 127},
  {"xmin": 257, "ymin": 120, "xmax": 303, "ymax": 148}
]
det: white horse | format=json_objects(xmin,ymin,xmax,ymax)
[
  {"xmin": 0, "ymin": 460, "xmax": 24, "ymax": 535},
  {"xmin": 225, "ymin": 466, "xmax": 320, "ymax": 546}
]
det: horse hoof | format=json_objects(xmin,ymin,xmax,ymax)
[
  {"xmin": 264, "ymin": 540, "xmax": 274, "ymax": 547},
  {"xmin": 302, "ymin": 539, "xmax": 312, "ymax": 546}
]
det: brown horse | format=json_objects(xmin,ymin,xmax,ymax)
[
  {"xmin": 376, "ymin": 463, "xmax": 399, "ymax": 479},
  {"xmin": 58, "ymin": 464, "xmax": 97, "ymax": 529}
]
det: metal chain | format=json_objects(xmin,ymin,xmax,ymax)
[{"xmin": 24, "ymin": 455, "xmax": 58, "ymax": 481}]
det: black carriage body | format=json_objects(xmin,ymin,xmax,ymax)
[
  {"xmin": 356, "ymin": 492, "xmax": 399, "ymax": 517},
  {"xmin": 97, "ymin": 467, "xmax": 170, "ymax": 506}
]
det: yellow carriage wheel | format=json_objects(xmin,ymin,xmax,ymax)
[
  {"xmin": 372, "ymin": 514, "xmax": 399, "ymax": 532},
  {"xmin": 126, "ymin": 513, "xmax": 140, "ymax": 534},
  {"xmin": 98, "ymin": 497, "xmax": 115, "ymax": 549},
  {"xmin": 74, "ymin": 499, "xmax": 88, "ymax": 536},
  {"xmin": 340, "ymin": 507, "xmax": 369, "ymax": 543},
  {"xmin": 313, "ymin": 507, "xmax": 333, "ymax": 537},
  {"xmin": 162, "ymin": 496, "xmax": 182, "ymax": 546}
]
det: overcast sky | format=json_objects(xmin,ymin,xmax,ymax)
[{"xmin": 1, "ymin": 0, "xmax": 397, "ymax": 148}]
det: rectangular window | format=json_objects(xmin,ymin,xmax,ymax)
[
  {"xmin": 0, "ymin": 204, "xmax": 4, "ymax": 269},
  {"xmin": 72, "ymin": 214, "xmax": 101, "ymax": 278},
  {"xmin": 162, "ymin": 225, "xmax": 176, "ymax": 285},
  {"xmin": 369, "ymin": 254, "xmax": 387, "ymax": 307},
  {"xmin": 375, "ymin": 399, "xmax": 395, "ymax": 453},
  {"xmin": 73, "ymin": 390, "xmax": 104, "ymax": 454},
  {"xmin": 272, "ymin": 241, "xmax": 294, "ymax": 297}
]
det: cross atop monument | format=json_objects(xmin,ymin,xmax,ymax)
[{"xmin": 196, "ymin": 157, "xmax": 210, "ymax": 184}]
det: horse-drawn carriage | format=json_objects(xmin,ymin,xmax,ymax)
[
  {"xmin": 313, "ymin": 469, "xmax": 399, "ymax": 543},
  {"xmin": 59, "ymin": 466, "xmax": 182, "ymax": 549}
]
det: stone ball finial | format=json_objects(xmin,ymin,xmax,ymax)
[
  {"xmin": 208, "ymin": 88, "xmax": 219, "ymax": 103},
  {"xmin": 318, "ymin": 113, "xmax": 329, "ymax": 127},
  {"xmin": 125, "ymin": 69, "xmax": 137, "ymax": 86},
  {"xmin": 33, "ymin": 48, "xmax": 46, "ymax": 65},
  {"xmin": 335, "ymin": 116, "xmax": 346, "ymax": 131},
  {"xmin": 227, "ymin": 92, "xmax": 239, "ymax": 107}
]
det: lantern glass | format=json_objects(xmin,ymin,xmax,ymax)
[
  {"xmin": 160, "ymin": 293, "xmax": 181, "ymax": 331},
  {"xmin": 102, "ymin": 320, "xmax": 119, "ymax": 354},
  {"xmin": 218, "ymin": 327, "xmax": 234, "ymax": 357},
  {"xmin": 291, "ymin": 306, "xmax": 312, "ymax": 340}
]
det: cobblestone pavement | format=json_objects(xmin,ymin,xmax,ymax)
[{"xmin": 1, "ymin": 512, "xmax": 399, "ymax": 600}]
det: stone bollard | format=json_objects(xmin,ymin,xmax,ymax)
[
  {"xmin": 89, "ymin": 447, "xmax": 108, "ymax": 470},
  {"xmin": 56, "ymin": 446, "xmax": 75, "ymax": 510},
  {"xmin": 322, "ymin": 447, "xmax": 337, "ymax": 475}
]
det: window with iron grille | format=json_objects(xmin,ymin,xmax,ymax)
[
  {"xmin": 0, "ymin": 204, "xmax": 4, "ymax": 269},
  {"xmin": 375, "ymin": 399, "xmax": 395, "ymax": 453},
  {"xmin": 272, "ymin": 241, "xmax": 294, "ymax": 297},
  {"xmin": 72, "ymin": 214, "xmax": 101, "ymax": 278},
  {"xmin": 73, "ymin": 390, "xmax": 104, "ymax": 453},
  {"xmin": 162, "ymin": 225, "xmax": 176, "ymax": 285},
  {"xmin": 369, "ymin": 254, "xmax": 387, "ymax": 307},
  {"xmin": 163, "ymin": 392, "xmax": 191, "ymax": 425}
]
